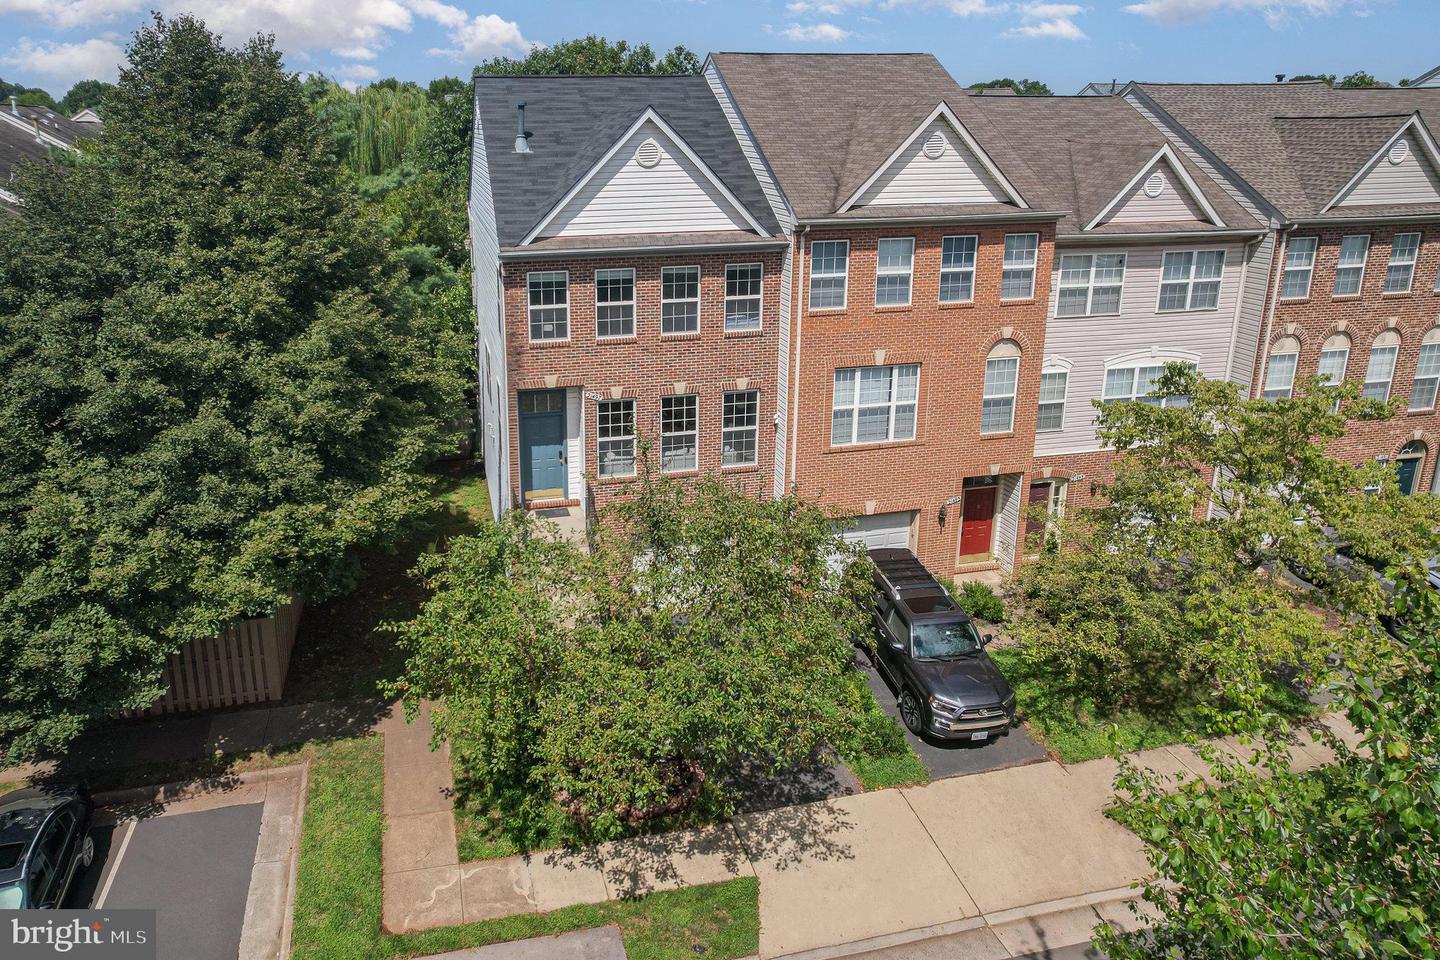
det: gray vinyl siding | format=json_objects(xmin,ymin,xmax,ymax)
[
  {"xmin": 854, "ymin": 120, "xmax": 1008, "ymax": 207},
  {"xmin": 1101, "ymin": 162, "xmax": 1211, "ymax": 225},
  {"xmin": 468, "ymin": 91, "xmax": 509, "ymax": 518},
  {"xmin": 540, "ymin": 119, "xmax": 753, "ymax": 238},
  {"xmin": 1335, "ymin": 132, "xmax": 1440, "ymax": 207},
  {"xmin": 994, "ymin": 475, "xmax": 1021, "ymax": 573},
  {"xmin": 705, "ymin": 58, "xmax": 795, "ymax": 496},
  {"xmin": 1230, "ymin": 232, "xmax": 1275, "ymax": 390},
  {"xmin": 1035, "ymin": 242, "xmax": 1245, "ymax": 457}
]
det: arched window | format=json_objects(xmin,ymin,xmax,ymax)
[
  {"xmin": 1363, "ymin": 330, "xmax": 1401, "ymax": 401},
  {"xmin": 981, "ymin": 340, "xmax": 1021, "ymax": 435},
  {"xmin": 1262, "ymin": 336, "xmax": 1301, "ymax": 400},
  {"xmin": 1397, "ymin": 440, "xmax": 1427, "ymax": 496},
  {"xmin": 1409, "ymin": 328, "xmax": 1440, "ymax": 412},
  {"xmin": 1317, "ymin": 333, "xmax": 1351, "ymax": 386}
]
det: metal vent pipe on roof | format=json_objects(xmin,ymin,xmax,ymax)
[
  {"xmin": 8, "ymin": 96, "xmax": 17, "ymax": 116},
  {"xmin": 514, "ymin": 102, "xmax": 530, "ymax": 154}
]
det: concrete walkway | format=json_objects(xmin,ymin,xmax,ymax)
[{"xmin": 379, "ymin": 701, "xmax": 1359, "ymax": 959}]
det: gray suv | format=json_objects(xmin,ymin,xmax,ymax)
[{"xmin": 865, "ymin": 549, "xmax": 1016, "ymax": 741}]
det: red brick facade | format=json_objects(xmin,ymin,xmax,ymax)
[
  {"xmin": 1260, "ymin": 224, "xmax": 1440, "ymax": 493},
  {"xmin": 788, "ymin": 223, "xmax": 1055, "ymax": 574},
  {"xmin": 501, "ymin": 248, "xmax": 786, "ymax": 512}
]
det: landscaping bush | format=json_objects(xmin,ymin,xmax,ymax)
[{"xmin": 952, "ymin": 580, "xmax": 1006, "ymax": 623}]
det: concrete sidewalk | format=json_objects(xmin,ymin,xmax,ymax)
[{"xmin": 380, "ymin": 700, "xmax": 1357, "ymax": 959}]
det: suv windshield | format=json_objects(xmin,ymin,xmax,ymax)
[
  {"xmin": 0, "ymin": 881, "xmax": 22, "ymax": 910},
  {"xmin": 912, "ymin": 619, "xmax": 982, "ymax": 659}
]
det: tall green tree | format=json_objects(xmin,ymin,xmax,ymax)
[
  {"xmin": 968, "ymin": 77, "xmax": 1053, "ymax": 96},
  {"xmin": 0, "ymin": 15, "xmax": 465, "ymax": 760},
  {"xmin": 391, "ymin": 471, "xmax": 871, "ymax": 843},
  {"xmin": 58, "ymin": 79, "xmax": 117, "ymax": 115},
  {"xmin": 477, "ymin": 35, "xmax": 701, "ymax": 76},
  {"xmin": 0, "ymin": 79, "xmax": 57, "ymax": 109}
]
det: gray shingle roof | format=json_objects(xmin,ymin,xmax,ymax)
[
  {"xmin": 0, "ymin": 120, "xmax": 53, "ymax": 203},
  {"xmin": 708, "ymin": 53, "xmax": 1046, "ymax": 221},
  {"xmin": 1132, "ymin": 82, "xmax": 1440, "ymax": 220},
  {"xmin": 473, "ymin": 74, "xmax": 779, "ymax": 248},
  {"xmin": 0, "ymin": 104, "xmax": 95, "ymax": 149},
  {"xmin": 957, "ymin": 94, "xmax": 1260, "ymax": 236}
]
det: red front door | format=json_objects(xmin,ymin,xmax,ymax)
[{"xmin": 959, "ymin": 486, "xmax": 997, "ymax": 557}]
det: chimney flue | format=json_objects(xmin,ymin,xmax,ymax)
[
  {"xmin": 1275, "ymin": 73, "xmax": 1286, "ymax": 83},
  {"xmin": 9, "ymin": 96, "xmax": 17, "ymax": 116},
  {"xmin": 514, "ymin": 102, "xmax": 530, "ymax": 154}
]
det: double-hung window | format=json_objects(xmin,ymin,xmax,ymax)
[
  {"xmin": 1384, "ymin": 233, "xmax": 1421, "ymax": 293},
  {"xmin": 1001, "ymin": 234, "xmax": 1038, "ymax": 300},
  {"xmin": 1317, "ymin": 333, "xmax": 1351, "ymax": 411},
  {"xmin": 1158, "ymin": 250, "xmax": 1224, "ymax": 311},
  {"xmin": 724, "ymin": 264, "xmax": 763, "ymax": 331},
  {"xmin": 1410, "ymin": 329, "xmax": 1440, "ymax": 411},
  {"xmin": 939, "ymin": 235, "xmax": 977, "ymax": 303},
  {"xmin": 981, "ymin": 342, "xmax": 1020, "ymax": 434},
  {"xmin": 1262, "ymin": 336, "xmax": 1300, "ymax": 400},
  {"xmin": 595, "ymin": 268, "xmax": 634, "ymax": 338},
  {"xmin": 1363, "ymin": 331, "xmax": 1400, "ymax": 400},
  {"xmin": 810, "ymin": 240, "xmax": 849, "ymax": 309},
  {"xmin": 527, "ymin": 271, "xmax": 568, "ymax": 341},
  {"xmin": 831, "ymin": 364, "xmax": 918, "ymax": 446},
  {"xmin": 1103, "ymin": 362, "xmax": 1195, "ymax": 407},
  {"xmin": 1036, "ymin": 369, "xmax": 1068, "ymax": 432},
  {"xmin": 1056, "ymin": 253, "xmax": 1125, "ymax": 317},
  {"xmin": 1280, "ymin": 237, "xmax": 1317, "ymax": 299},
  {"xmin": 722, "ymin": 390, "xmax": 759, "ymax": 467},
  {"xmin": 597, "ymin": 399, "xmax": 636, "ymax": 478},
  {"xmin": 661, "ymin": 266, "xmax": 700, "ymax": 335},
  {"xmin": 875, "ymin": 238, "xmax": 915, "ymax": 306},
  {"xmin": 1333, "ymin": 235, "xmax": 1370, "ymax": 296},
  {"xmin": 660, "ymin": 395, "xmax": 698, "ymax": 472}
]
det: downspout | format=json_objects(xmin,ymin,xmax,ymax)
[{"xmin": 787, "ymin": 224, "xmax": 810, "ymax": 492}]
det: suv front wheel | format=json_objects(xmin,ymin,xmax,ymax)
[{"xmin": 898, "ymin": 689, "xmax": 926, "ymax": 736}]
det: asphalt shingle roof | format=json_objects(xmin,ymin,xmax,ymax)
[
  {"xmin": 1, "ymin": 104, "xmax": 96, "ymax": 149},
  {"xmin": 0, "ymin": 121, "xmax": 53, "ymax": 205},
  {"xmin": 473, "ymin": 74, "xmax": 779, "ymax": 248},
  {"xmin": 1132, "ymin": 82, "xmax": 1440, "ymax": 220}
]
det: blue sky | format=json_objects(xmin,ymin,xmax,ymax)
[{"xmin": 0, "ymin": 0, "xmax": 1428, "ymax": 99}]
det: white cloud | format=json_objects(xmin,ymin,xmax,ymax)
[
  {"xmin": 786, "ymin": 0, "xmax": 870, "ymax": 13},
  {"xmin": 1, "ymin": 37, "xmax": 126, "ymax": 87},
  {"xmin": 338, "ymin": 62, "xmax": 380, "ymax": 80},
  {"xmin": 1003, "ymin": 1, "xmax": 1087, "ymax": 38},
  {"xmin": 1123, "ymin": 0, "xmax": 1357, "ymax": 26},
  {"xmin": 402, "ymin": 0, "xmax": 470, "ymax": 30},
  {"xmin": 426, "ymin": 12, "xmax": 532, "ymax": 60},
  {"xmin": 0, "ymin": 0, "xmax": 145, "ymax": 32},
  {"xmin": 781, "ymin": 21, "xmax": 853, "ymax": 41},
  {"xmin": 885, "ymin": 0, "xmax": 1006, "ymax": 14}
]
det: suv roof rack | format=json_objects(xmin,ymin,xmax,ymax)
[{"xmin": 868, "ymin": 548, "xmax": 967, "ymax": 620}]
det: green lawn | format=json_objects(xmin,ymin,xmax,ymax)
[
  {"xmin": 835, "ymin": 674, "xmax": 929, "ymax": 790},
  {"xmin": 291, "ymin": 735, "xmax": 760, "ymax": 960},
  {"xmin": 989, "ymin": 646, "xmax": 1316, "ymax": 763}
]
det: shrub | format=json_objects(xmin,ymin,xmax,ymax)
[{"xmin": 952, "ymin": 580, "xmax": 1006, "ymax": 623}]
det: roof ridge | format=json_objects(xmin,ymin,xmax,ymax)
[{"xmin": 1273, "ymin": 112, "xmax": 1416, "ymax": 120}]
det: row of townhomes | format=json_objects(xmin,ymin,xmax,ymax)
[{"xmin": 467, "ymin": 54, "xmax": 1440, "ymax": 578}]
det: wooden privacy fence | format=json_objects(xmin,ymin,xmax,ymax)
[{"xmin": 135, "ymin": 597, "xmax": 305, "ymax": 716}]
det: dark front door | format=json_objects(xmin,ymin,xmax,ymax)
[
  {"xmin": 959, "ymin": 485, "xmax": 997, "ymax": 557},
  {"xmin": 519, "ymin": 390, "xmax": 567, "ymax": 501},
  {"xmin": 1396, "ymin": 456, "xmax": 1422, "ymax": 495},
  {"xmin": 1025, "ymin": 481, "xmax": 1051, "ymax": 544}
]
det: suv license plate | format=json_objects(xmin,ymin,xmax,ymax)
[{"xmin": 970, "ymin": 731, "xmax": 989, "ymax": 742}]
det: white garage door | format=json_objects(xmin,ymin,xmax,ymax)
[{"xmin": 838, "ymin": 511, "xmax": 916, "ymax": 551}]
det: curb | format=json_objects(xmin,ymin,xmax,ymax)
[{"xmin": 94, "ymin": 763, "xmax": 307, "ymax": 808}]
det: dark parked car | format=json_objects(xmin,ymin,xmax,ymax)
[
  {"xmin": 864, "ymin": 548, "xmax": 1016, "ymax": 741},
  {"xmin": 0, "ymin": 784, "xmax": 95, "ymax": 910}
]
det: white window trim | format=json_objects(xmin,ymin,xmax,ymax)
[
  {"xmin": 938, "ymin": 234, "xmax": 978, "ymax": 304},
  {"xmin": 1363, "ymin": 339, "xmax": 1400, "ymax": 401},
  {"xmin": 1384, "ymin": 232, "xmax": 1422, "ymax": 295},
  {"xmin": 596, "ymin": 398, "xmax": 637, "ymax": 479},
  {"xmin": 981, "ymin": 352, "xmax": 1020, "ymax": 435},
  {"xmin": 659, "ymin": 394, "xmax": 700, "ymax": 473},
  {"xmin": 722, "ymin": 389, "xmax": 760, "ymax": 467},
  {"xmin": 1036, "ymin": 367, "xmax": 1069, "ymax": 433},
  {"xmin": 724, "ymin": 262, "xmax": 764, "ymax": 332},
  {"xmin": 594, "ymin": 267, "xmax": 636, "ymax": 340},
  {"xmin": 1332, "ymin": 234, "xmax": 1370, "ymax": 297},
  {"xmin": 875, "ymin": 236, "xmax": 915, "ymax": 308},
  {"xmin": 526, "ymin": 269, "xmax": 570, "ymax": 343},
  {"xmin": 1001, "ymin": 233, "xmax": 1040, "ymax": 301},
  {"xmin": 1280, "ymin": 236, "xmax": 1317, "ymax": 301},
  {"xmin": 831, "ymin": 364, "xmax": 920, "ymax": 447},
  {"xmin": 1155, "ymin": 248, "xmax": 1226, "ymax": 313},
  {"xmin": 1409, "ymin": 334, "xmax": 1440, "ymax": 412},
  {"xmin": 1055, "ymin": 251, "xmax": 1126, "ymax": 318},
  {"xmin": 660, "ymin": 264, "xmax": 701, "ymax": 336},
  {"xmin": 1102, "ymin": 356, "xmax": 1199, "ymax": 406},
  {"xmin": 809, "ymin": 239, "xmax": 850, "ymax": 311},
  {"xmin": 1262, "ymin": 339, "xmax": 1300, "ymax": 400}
]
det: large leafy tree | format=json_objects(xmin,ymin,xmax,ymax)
[
  {"xmin": 1008, "ymin": 366, "xmax": 1440, "ymax": 715},
  {"xmin": 391, "ymin": 472, "xmax": 871, "ymax": 844},
  {"xmin": 58, "ymin": 79, "xmax": 117, "ymax": 115},
  {"xmin": 968, "ymin": 77, "xmax": 1053, "ymax": 96},
  {"xmin": 477, "ymin": 35, "xmax": 701, "ymax": 76},
  {"xmin": 0, "ymin": 79, "xmax": 58, "ymax": 110},
  {"xmin": 0, "ymin": 15, "xmax": 465, "ymax": 760}
]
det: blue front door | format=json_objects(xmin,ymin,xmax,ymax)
[
  {"xmin": 519, "ymin": 390, "xmax": 567, "ymax": 501},
  {"xmin": 1396, "ymin": 456, "xmax": 1422, "ymax": 495}
]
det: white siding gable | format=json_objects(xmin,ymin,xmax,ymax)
[
  {"xmin": 1099, "ymin": 158, "xmax": 1212, "ymax": 225},
  {"xmin": 539, "ymin": 119, "xmax": 755, "ymax": 239},
  {"xmin": 854, "ymin": 119, "xmax": 1010, "ymax": 207},
  {"xmin": 1334, "ymin": 131, "xmax": 1440, "ymax": 208}
]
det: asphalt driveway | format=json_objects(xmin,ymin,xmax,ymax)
[
  {"xmin": 74, "ymin": 802, "xmax": 264, "ymax": 960},
  {"xmin": 856, "ymin": 648, "xmax": 1048, "ymax": 780}
]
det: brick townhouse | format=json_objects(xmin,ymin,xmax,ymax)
[
  {"xmin": 1126, "ymin": 81, "xmax": 1440, "ymax": 495},
  {"xmin": 466, "ymin": 75, "xmax": 788, "ymax": 523},
  {"xmin": 708, "ymin": 53, "xmax": 1063, "ymax": 576}
]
